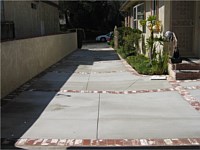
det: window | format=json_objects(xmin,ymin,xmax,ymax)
[{"xmin": 133, "ymin": 3, "xmax": 144, "ymax": 29}]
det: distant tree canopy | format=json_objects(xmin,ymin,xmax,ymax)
[{"xmin": 59, "ymin": 1, "xmax": 123, "ymax": 40}]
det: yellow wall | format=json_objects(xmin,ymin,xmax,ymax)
[{"xmin": 1, "ymin": 32, "xmax": 77, "ymax": 98}]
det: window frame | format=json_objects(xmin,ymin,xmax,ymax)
[
  {"xmin": 133, "ymin": 3, "xmax": 145, "ymax": 30},
  {"xmin": 151, "ymin": 0, "xmax": 159, "ymax": 19}
]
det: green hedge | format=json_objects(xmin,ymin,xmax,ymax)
[{"xmin": 126, "ymin": 54, "xmax": 168, "ymax": 75}]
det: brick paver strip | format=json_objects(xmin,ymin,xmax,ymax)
[{"xmin": 13, "ymin": 138, "xmax": 200, "ymax": 147}]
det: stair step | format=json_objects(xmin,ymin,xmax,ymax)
[
  {"xmin": 173, "ymin": 70, "xmax": 200, "ymax": 80},
  {"xmin": 168, "ymin": 59, "xmax": 200, "ymax": 80},
  {"xmin": 171, "ymin": 63, "xmax": 200, "ymax": 70},
  {"xmin": 170, "ymin": 58, "xmax": 200, "ymax": 70},
  {"xmin": 175, "ymin": 70, "xmax": 200, "ymax": 73}
]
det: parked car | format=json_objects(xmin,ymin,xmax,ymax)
[{"xmin": 96, "ymin": 32, "xmax": 113, "ymax": 42}]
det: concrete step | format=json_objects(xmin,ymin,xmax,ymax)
[
  {"xmin": 171, "ymin": 63, "xmax": 200, "ymax": 70},
  {"xmin": 170, "ymin": 70, "xmax": 200, "ymax": 80},
  {"xmin": 168, "ymin": 59, "xmax": 200, "ymax": 80}
]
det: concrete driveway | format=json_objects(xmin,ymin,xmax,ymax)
[{"xmin": 1, "ymin": 43, "xmax": 200, "ymax": 149}]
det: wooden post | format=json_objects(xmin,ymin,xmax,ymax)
[{"xmin": 114, "ymin": 26, "xmax": 119, "ymax": 50}]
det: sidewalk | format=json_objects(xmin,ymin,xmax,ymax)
[{"xmin": 1, "ymin": 43, "xmax": 200, "ymax": 149}]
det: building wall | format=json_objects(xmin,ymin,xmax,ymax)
[
  {"xmin": 163, "ymin": 1, "xmax": 171, "ymax": 32},
  {"xmin": 143, "ymin": 1, "xmax": 166, "ymax": 38},
  {"xmin": 3, "ymin": 1, "xmax": 59, "ymax": 39},
  {"xmin": 122, "ymin": 0, "xmax": 200, "ymax": 58},
  {"xmin": 1, "ymin": 32, "xmax": 77, "ymax": 98}
]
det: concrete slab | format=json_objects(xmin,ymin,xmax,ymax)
[
  {"xmin": 189, "ymin": 89, "xmax": 200, "ymax": 101},
  {"xmin": 40, "ymin": 92, "xmax": 99, "ymax": 119},
  {"xmin": 59, "ymin": 60, "xmax": 93, "ymax": 66},
  {"xmin": 67, "ymin": 73, "xmax": 90, "ymax": 82},
  {"xmin": 98, "ymin": 118, "xmax": 200, "ymax": 139},
  {"xmin": 179, "ymin": 81, "xmax": 200, "ymax": 88},
  {"xmin": 127, "ymin": 77, "xmax": 172, "ymax": 90},
  {"xmin": 98, "ymin": 92, "xmax": 200, "ymax": 139},
  {"xmin": 87, "ymin": 81, "xmax": 135, "ymax": 91},
  {"xmin": 76, "ymin": 65, "xmax": 92, "ymax": 72},
  {"xmin": 29, "ymin": 80, "xmax": 66, "ymax": 91},
  {"xmin": 67, "ymin": 55, "xmax": 94, "ymax": 62},
  {"xmin": 39, "ymin": 72, "xmax": 72, "ymax": 81},
  {"xmin": 1, "ymin": 116, "xmax": 36, "ymax": 138},
  {"xmin": 89, "ymin": 72, "xmax": 140, "ymax": 82},
  {"xmin": 49, "ymin": 65, "xmax": 79, "ymax": 73},
  {"xmin": 61, "ymin": 82, "xmax": 87, "ymax": 90},
  {"xmin": 1, "ymin": 91, "xmax": 56, "ymax": 118},
  {"xmin": 6, "ymin": 91, "xmax": 57, "ymax": 102},
  {"xmin": 21, "ymin": 119, "xmax": 97, "ymax": 139},
  {"xmin": 2, "ymin": 92, "xmax": 99, "ymax": 139},
  {"xmin": 91, "ymin": 63, "xmax": 127, "ymax": 73},
  {"xmin": 2, "ymin": 43, "xmax": 200, "ymax": 142},
  {"xmin": 1, "ymin": 91, "xmax": 56, "ymax": 138},
  {"xmin": 50, "ymin": 64, "xmax": 92, "ymax": 73}
]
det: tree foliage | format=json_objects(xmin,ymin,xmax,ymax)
[{"xmin": 59, "ymin": 1, "xmax": 123, "ymax": 32}]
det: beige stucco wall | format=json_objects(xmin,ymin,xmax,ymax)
[
  {"xmin": 163, "ymin": 1, "xmax": 171, "ymax": 32},
  {"xmin": 3, "ymin": 1, "xmax": 59, "ymax": 38},
  {"xmin": 1, "ymin": 32, "xmax": 77, "ymax": 98}
]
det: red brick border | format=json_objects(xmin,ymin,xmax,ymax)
[{"xmin": 14, "ymin": 138, "xmax": 200, "ymax": 147}]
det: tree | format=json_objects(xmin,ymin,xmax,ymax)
[{"xmin": 59, "ymin": 1, "xmax": 123, "ymax": 31}]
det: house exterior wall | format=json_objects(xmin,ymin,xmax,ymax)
[
  {"xmin": 144, "ymin": 1, "xmax": 166, "ymax": 38},
  {"xmin": 163, "ymin": 1, "xmax": 171, "ymax": 32},
  {"xmin": 120, "ymin": 0, "xmax": 200, "ymax": 57},
  {"xmin": 3, "ymin": 1, "xmax": 59, "ymax": 39},
  {"xmin": 1, "ymin": 32, "xmax": 77, "ymax": 98}
]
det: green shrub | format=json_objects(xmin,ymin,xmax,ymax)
[
  {"xmin": 116, "ymin": 24, "xmax": 168, "ymax": 75},
  {"xmin": 127, "ymin": 55, "xmax": 152, "ymax": 74},
  {"xmin": 117, "ymin": 27, "xmax": 132, "ymax": 47},
  {"xmin": 123, "ymin": 34, "xmax": 136, "ymax": 56},
  {"xmin": 117, "ymin": 47, "xmax": 127, "ymax": 59},
  {"xmin": 110, "ymin": 39, "xmax": 114, "ymax": 47},
  {"xmin": 116, "ymin": 27, "xmax": 142, "ymax": 58},
  {"xmin": 126, "ymin": 54, "xmax": 168, "ymax": 75}
]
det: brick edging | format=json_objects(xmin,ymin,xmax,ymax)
[{"xmin": 12, "ymin": 138, "xmax": 200, "ymax": 147}]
